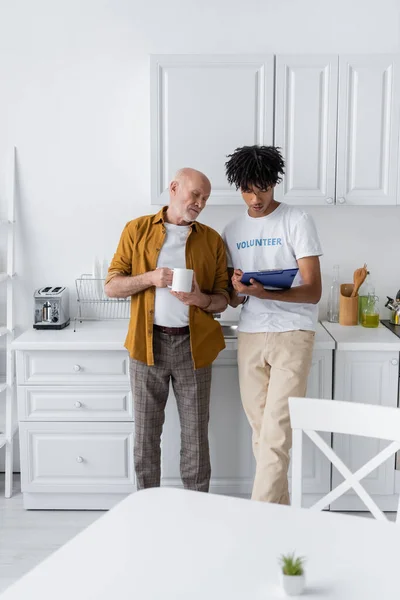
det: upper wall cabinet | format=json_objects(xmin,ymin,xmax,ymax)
[
  {"xmin": 275, "ymin": 54, "xmax": 400, "ymax": 206},
  {"xmin": 151, "ymin": 53, "xmax": 400, "ymax": 206},
  {"xmin": 150, "ymin": 54, "xmax": 274, "ymax": 205},
  {"xmin": 336, "ymin": 55, "xmax": 400, "ymax": 206},
  {"xmin": 274, "ymin": 55, "xmax": 339, "ymax": 206}
]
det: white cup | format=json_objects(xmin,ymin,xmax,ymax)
[{"xmin": 170, "ymin": 268, "xmax": 193, "ymax": 293}]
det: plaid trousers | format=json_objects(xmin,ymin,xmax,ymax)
[{"xmin": 129, "ymin": 329, "xmax": 212, "ymax": 492}]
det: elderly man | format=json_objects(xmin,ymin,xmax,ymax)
[{"xmin": 105, "ymin": 168, "xmax": 229, "ymax": 492}]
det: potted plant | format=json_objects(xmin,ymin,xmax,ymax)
[{"xmin": 279, "ymin": 552, "xmax": 306, "ymax": 596}]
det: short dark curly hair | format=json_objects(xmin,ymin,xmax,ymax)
[{"xmin": 225, "ymin": 145, "xmax": 285, "ymax": 191}]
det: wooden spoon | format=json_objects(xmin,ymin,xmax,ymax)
[{"xmin": 351, "ymin": 263, "xmax": 368, "ymax": 297}]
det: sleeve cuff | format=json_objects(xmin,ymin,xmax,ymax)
[
  {"xmin": 296, "ymin": 251, "xmax": 323, "ymax": 260},
  {"xmin": 104, "ymin": 270, "xmax": 126, "ymax": 286},
  {"xmin": 212, "ymin": 288, "xmax": 230, "ymax": 301}
]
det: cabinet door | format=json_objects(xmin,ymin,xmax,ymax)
[
  {"xmin": 336, "ymin": 55, "xmax": 400, "ymax": 206},
  {"xmin": 18, "ymin": 386, "xmax": 133, "ymax": 421},
  {"xmin": 274, "ymin": 55, "xmax": 338, "ymax": 206},
  {"xmin": 150, "ymin": 54, "xmax": 274, "ymax": 205},
  {"xmin": 17, "ymin": 350, "xmax": 129, "ymax": 385},
  {"xmin": 161, "ymin": 350, "xmax": 332, "ymax": 500},
  {"xmin": 161, "ymin": 363, "xmax": 254, "ymax": 496},
  {"xmin": 19, "ymin": 422, "xmax": 135, "ymax": 494},
  {"xmin": 332, "ymin": 351, "xmax": 399, "ymax": 510},
  {"xmin": 288, "ymin": 350, "xmax": 333, "ymax": 505}
]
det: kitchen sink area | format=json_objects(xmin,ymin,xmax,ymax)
[{"xmin": 219, "ymin": 323, "xmax": 238, "ymax": 339}]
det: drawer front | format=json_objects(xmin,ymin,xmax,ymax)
[
  {"xmin": 18, "ymin": 386, "xmax": 134, "ymax": 421},
  {"xmin": 19, "ymin": 422, "xmax": 135, "ymax": 493},
  {"xmin": 17, "ymin": 351, "xmax": 129, "ymax": 385}
]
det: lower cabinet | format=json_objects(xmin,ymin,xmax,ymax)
[
  {"xmin": 330, "ymin": 350, "xmax": 400, "ymax": 512},
  {"xmin": 15, "ymin": 344, "xmax": 399, "ymax": 512},
  {"xmin": 161, "ymin": 362, "xmax": 254, "ymax": 497},
  {"xmin": 16, "ymin": 350, "xmax": 135, "ymax": 510},
  {"xmin": 19, "ymin": 422, "xmax": 135, "ymax": 509},
  {"xmin": 288, "ymin": 350, "xmax": 332, "ymax": 507},
  {"xmin": 161, "ymin": 349, "xmax": 333, "ymax": 506}
]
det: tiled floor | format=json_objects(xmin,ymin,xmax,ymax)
[{"xmin": 0, "ymin": 477, "xmax": 101, "ymax": 594}]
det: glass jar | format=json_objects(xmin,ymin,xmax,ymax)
[
  {"xmin": 358, "ymin": 272, "xmax": 375, "ymax": 324},
  {"xmin": 361, "ymin": 294, "xmax": 380, "ymax": 328}
]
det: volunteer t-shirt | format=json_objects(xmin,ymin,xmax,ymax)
[{"xmin": 222, "ymin": 203, "xmax": 323, "ymax": 332}]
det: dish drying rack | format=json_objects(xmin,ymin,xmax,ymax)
[{"xmin": 74, "ymin": 274, "xmax": 130, "ymax": 331}]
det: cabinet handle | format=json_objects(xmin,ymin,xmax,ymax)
[
  {"xmin": 73, "ymin": 364, "xmax": 81, "ymax": 372},
  {"xmin": 74, "ymin": 401, "xmax": 82, "ymax": 408},
  {"xmin": 338, "ymin": 197, "xmax": 346, "ymax": 204},
  {"xmin": 326, "ymin": 197, "xmax": 333, "ymax": 204},
  {"xmin": 391, "ymin": 359, "xmax": 398, "ymax": 366},
  {"xmin": 76, "ymin": 456, "xmax": 84, "ymax": 463}
]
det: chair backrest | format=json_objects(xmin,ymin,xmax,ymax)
[{"xmin": 289, "ymin": 397, "xmax": 400, "ymax": 524}]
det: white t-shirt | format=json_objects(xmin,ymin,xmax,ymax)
[
  {"xmin": 154, "ymin": 223, "xmax": 190, "ymax": 327},
  {"xmin": 222, "ymin": 203, "xmax": 323, "ymax": 333}
]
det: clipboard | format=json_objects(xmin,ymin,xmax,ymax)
[{"xmin": 240, "ymin": 268, "xmax": 299, "ymax": 289}]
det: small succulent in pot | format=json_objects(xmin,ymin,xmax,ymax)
[{"xmin": 279, "ymin": 552, "xmax": 306, "ymax": 596}]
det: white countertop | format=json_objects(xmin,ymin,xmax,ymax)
[
  {"xmin": 12, "ymin": 320, "xmax": 335, "ymax": 351},
  {"xmin": 12, "ymin": 320, "xmax": 130, "ymax": 351},
  {"xmin": 313, "ymin": 322, "xmax": 335, "ymax": 349},
  {"xmin": 322, "ymin": 321, "xmax": 400, "ymax": 351}
]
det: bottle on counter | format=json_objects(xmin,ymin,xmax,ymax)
[
  {"xmin": 358, "ymin": 272, "xmax": 375, "ymax": 324},
  {"xmin": 327, "ymin": 264, "xmax": 340, "ymax": 323},
  {"xmin": 361, "ymin": 294, "xmax": 380, "ymax": 328}
]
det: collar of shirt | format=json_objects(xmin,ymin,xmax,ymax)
[{"xmin": 152, "ymin": 206, "xmax": 198, "ymax": 232}]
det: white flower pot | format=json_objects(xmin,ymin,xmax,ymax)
[{"xmin": 280, "ymin": 573, "xmax": 305, "ymax": 596}]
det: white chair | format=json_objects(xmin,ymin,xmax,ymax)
[{"xmin": 289, "ymin": 397, "xmax": 400, "ymax": 523}]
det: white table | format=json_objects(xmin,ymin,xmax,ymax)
[{"xmin": 1, "ymin": 488, "xmax": 399, "ymax": 599}]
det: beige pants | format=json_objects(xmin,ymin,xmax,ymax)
[{"xmin": 238, "ymin": 330, "xmax": 315, "ymax": 504}]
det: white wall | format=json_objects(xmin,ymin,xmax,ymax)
[{"xmin": 0, "ymin": 0, "xmax": 400, "ymax": 334}]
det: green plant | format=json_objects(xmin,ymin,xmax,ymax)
[{"xmin": 279, "ymin": 552, "xmax": 305, "ymax": 576}]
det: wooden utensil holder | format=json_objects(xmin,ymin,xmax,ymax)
[{"xmin": 339, "ymin": 283, "xmax": 358, "ymax": 326}]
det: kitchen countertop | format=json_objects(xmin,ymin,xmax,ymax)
[
  {"xmin": 313, "ymin": 322, "xmax": 336, "ymax": 349},
  {"xmin": 12, "ymin": 320, "xmax": 132, "ymax": 352},
  {"xmin": 12, "ymin": 320, "xmax": 335, "ymax": 351},
  {"xmin": 322, "ymin": 321, "xmax": 400, "ymax": 351}
]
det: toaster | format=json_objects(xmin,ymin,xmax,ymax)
[{"xmin": 33, "ymin": 286, "xmax": 70, "ymax": 330}]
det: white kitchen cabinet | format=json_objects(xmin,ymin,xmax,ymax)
[
  {"xmin": 152, "ymin": 53, "xmax": 400, "ymax": 207},
  {"xmin": 274, "ymin": 55, "xmax": 339, "ymax": 206},
  {"xmin": 161, "ymin": 361, "xmax": 254, "ymax": 496},
  {"xmin": 17, "ymin": 350, "xmax": 129, "ymax": 385},
  {"xmin": 19, "ymin": 422, "xmax": 135, "ymax": 494},
  {"xmin": 161, "ymin": 344, "xmax": 333, "ymax": 503},
  {"xmin": 275, "ymin": 54, "xmax": 400, "ymax": 206},
  {"xmin": 288, "ymin": 349, "xmax": 333, "ymax": 507},
  {"xmin": 14, "ymin": 330, "xmax": 135, "ymax": 509},
  {"xmin": 150, "ymin": 54, "xmax": 274, "ymax": 205},
  {"xmin": 331, "ymin": 350, "xmax": 400, "ymax": 511},
  {"xmin": 337, "ymin": 55, "xmax": 400, "ymax": 206},
  {"xmin": 18, "ymin": 386, "xmax": 134, "ymax": 421}
]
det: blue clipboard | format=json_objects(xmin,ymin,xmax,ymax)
[{"xmin": 240, "ymin": 268, "xmax": 299, "ymax": 289}]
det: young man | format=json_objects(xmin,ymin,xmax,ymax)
[{"xmin": 222, "ymin": 146, "xmax": 322, "ymax": 504}]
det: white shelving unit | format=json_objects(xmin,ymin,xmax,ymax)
[{"xmin": 0, "ymin": 147, "xmax": 17, "ymax": 497}]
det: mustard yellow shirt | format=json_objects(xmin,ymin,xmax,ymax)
[{"xmin": 106, "ymin": 207, "xmax": 229, "ymax": 369}]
